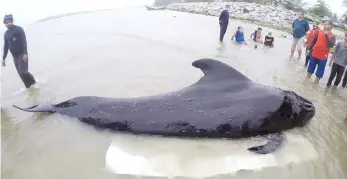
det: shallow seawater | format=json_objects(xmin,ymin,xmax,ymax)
[{"xmin": 1, "ymin": 7, "xmax": 347, "ymax": 179}]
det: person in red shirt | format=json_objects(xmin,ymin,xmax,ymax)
[
  {"xmin": 306, "ymin": 20, "xmax": 336, "ymax": 84},
  {"xmin": 304, "ymin": 21, "xmax": 319, "ymax": 67}
]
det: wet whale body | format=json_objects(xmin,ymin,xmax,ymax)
[{"xmin": 13, "ymin": 58, "xmax": 315, "ymax": 154}]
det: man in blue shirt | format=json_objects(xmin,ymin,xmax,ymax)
[
  {"xmin": 290, "ymin": 12, "xmax": 310, "ymax": 59},
  {"xmin": 2, "ymin": 14, "xmax": 36, "ymax": 88}
]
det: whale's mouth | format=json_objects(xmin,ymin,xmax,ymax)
[{"xmin": 285, "ymin": 91, "xmax": 315, "ymax": 127}]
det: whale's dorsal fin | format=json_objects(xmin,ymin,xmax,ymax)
[{"xmin": 192, "ymin": 58, "xmax": 250, "ymax": 82}]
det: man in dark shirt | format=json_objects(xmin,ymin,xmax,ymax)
[
  {"xmin": 219, "ymin": 5, "xmax": 230, "ymax": 42},
  {"xmin": 2, "ymin": 14, "xmax": 36, "ymax": 88},
  {"xmin": 264, "ymin": 32, "xmax": 274, "ymax": 48}
]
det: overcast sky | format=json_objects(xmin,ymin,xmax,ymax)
[{"xmin": 0, "ymin": 0, "xmax": 346, "ymax": 26}]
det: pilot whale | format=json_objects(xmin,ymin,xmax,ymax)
[{"xmin": 13, "ymin": 58, "xmax": 315, "ymax": 154}]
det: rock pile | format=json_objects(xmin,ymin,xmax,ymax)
[{"xmin": 166, "ymin": 2, "xmax": 301, "ymax": 33}]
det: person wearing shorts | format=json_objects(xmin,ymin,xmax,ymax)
[
  {"xmin": 290, "ymin": 12, "xmax": 310, "ymax": 59},
  {"xmin": 306, "ymin": 21, "xmax": 336, "ymax": 84}
]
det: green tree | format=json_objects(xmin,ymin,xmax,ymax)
[
  {"xmin": 309, "ymin": 0, "xmax": 332, "ymax": 18},
  {"xmin": 280, "ymin": 0, "xmax": 308, "ymax": 12}
]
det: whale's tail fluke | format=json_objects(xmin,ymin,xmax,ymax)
[
  {"xmin": 247, "ymin": 132, "xmax": 284, "ymax": 154},
  {"xmin": 13, "ymin": 104, "xmax": 56, "ymax": 113}
]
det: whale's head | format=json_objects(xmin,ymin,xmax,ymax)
[{"xmin": 267, "ymin": 91, "xmax": 315, "ymax": 131}]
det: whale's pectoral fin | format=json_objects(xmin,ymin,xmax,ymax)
[
  {"xmin": 247, "ymin": 132, "xmax": 284, "ymax": 154},
  {"xmin": 13, "ymin": 104, "xmax": 55, "ymax": 113},
  {"xmin": 192, "ymin": 58, "xmax": 251, "ymax": 82}
]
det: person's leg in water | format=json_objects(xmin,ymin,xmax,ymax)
[
  {"xmin": 342, "ymin": 69, "xmax": 347, "ymax": 88},
  {"xmin": 333, "ymin": 65, "xmax": 345, "ymax": 87},
  {"xmin": 305, "ymin": 50, "xmax": 311, "ymax": 66},
  {"xmin": 307, "ymin": 56, "xmax": 318, "ymax": 78},
  {"xmin": 290, "ymin": 38, "xmax": 298, "ymax": 58},
  {"xmin": 219, "ymin": 24, "xmax": 228, "ymax": 42},
  {"xmin": 305, "ymin": 55, "xmax": 310, "ymax": 66},
  {"xmin": 296, "ymin": 37, "xmax": 304, "ymax": 59},
  {"xmin": 13, "ymin": 55, "xmax": 36, "ymax": 88},
  {"xmin": 327, "ymin": 63, "xmax": 338, "ymax": 87},
  {"xmin": 314, "ymin": 59, "xmax": 328, "ymax": 84}
]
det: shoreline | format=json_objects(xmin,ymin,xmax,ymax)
[
  {"xmin": 165, "ymin": 2, "xmax": 346, "ymax": 35},
  {"xmin": 169, "ymin": 8, "xmax": 292, "ymax": 34}
]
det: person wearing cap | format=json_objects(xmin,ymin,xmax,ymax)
[
  {"xmin": 304, "ymin": 21, "xmax": 320, "ymax": 67},
  {"xmin": 219, "ymin": 5, "xmax": 230, "ymax": 42},
  {"xmin": 306, "ymin": 20, "xmax": 336, "ymax": 84},
  {"xmin": 2, "ymin": 14, "xmax": 36, "ymax": 88},
  {"xmin": 264, "ymin": 32, "xmax": 274, "ymax": 48},
  {"xmin": 327, "ymin": 32, "xmax": 347, "ymax": 87},
  {"xmin": 290, "ymin": 12, "xmax": 310, "ymax": 59}
]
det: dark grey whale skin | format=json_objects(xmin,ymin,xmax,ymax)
[{"xmin": 13, "ymin": 58, "xmax": 315, "ymax": 154}]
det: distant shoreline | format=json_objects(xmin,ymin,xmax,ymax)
[{"xmin": 165, "ymin": 2, "xmax": 346, "ymax": 35}]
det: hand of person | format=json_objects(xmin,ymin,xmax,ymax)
[
  {"xmin": 329, "ymin": 60, "xmax": 333, "ymax": 67},
  {"xmin": 23, "ymin": 55, "xmax": 28, "ymax": 62},
  {"xmin": 306, "ymin": 50, "xmax": 310, "ymax": 56},
  {"xmin": 324, "ymin": 30, "xmax": 329, "ymax": 35},
  {"xmin": 2, "ymin": 60, "xmax": 5, "ymax": 67}
]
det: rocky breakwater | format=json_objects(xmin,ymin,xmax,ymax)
[{"xmin": 166, "ymin": 2, "xmax": 299, "ymax": 33}]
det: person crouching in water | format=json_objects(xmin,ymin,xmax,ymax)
[
  {"xmin": 306, "ymin": 20, "xmax": 336, "ymax": 84},
  {"xmin": 250, "ymin": 27, "xmax": 263, "ymax": 43},
  {"xmin": 327, "ymin": 32, "xmax": 347, "ymax": 87},
  {"xmin": 231, "ymin": 26, "xmax": 246, "ymax": 44},
  {"xmin": 264, "ymin": 32, "xmax": 274, "ymax": 48},
  {"xmin": 304, "ymin": 21, "xmax": 320, "ymax": 67}
]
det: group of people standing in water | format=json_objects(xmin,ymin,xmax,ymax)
[
  {"xmin": 219, "ymin": 7, "xmax": 347, "ymax": 120},
  {"xmin": 291, "ymin": 12, "xmax": 347, "ymax": 88},
  {"xmin": 219, "ymin": 5, "xmax": 274, "ymax": 48}
]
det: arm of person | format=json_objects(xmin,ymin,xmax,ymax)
[
  {"xmin": 250, "ymin": 33, "xmax": 253, "ymax": 40},
  {"xmin": 18, "ymin": 27, "xmax": 28, "ymax": 55},
  {"xmin": 3, "ymin": 34, "xmax": 9, "ymax": 61},
  {"xmin": 219, "ymin": 10, "xmax": 224, "ymax": 23},
  {"xmin": 292, "ymin": 20, "xmax": 294, "ymax": 29},
  {"xmin": 305, "ymin": 21, "xmax": 310, "ymax": 36},
  {"xmin": 308, "ymin": 32, "xmax": 318, "ymax": 51},
  {"xmin": 325, "ymin": 34, "xmax": 336, "ymax": 48},
  {"xmin": 231, "ymin": 32, "xmax": 236, "ymax": 40},
  {"xmin": 258, "ymin": 35, "xmax": 263, "ymax": 43},
  {"xmin": 329, "ymin": 42, "xmax": 340, "ymax": 65}
]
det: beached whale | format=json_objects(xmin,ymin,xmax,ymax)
[{"xmin": 13, "ymin": 58, "xmax": 315, "ymax": 154}]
